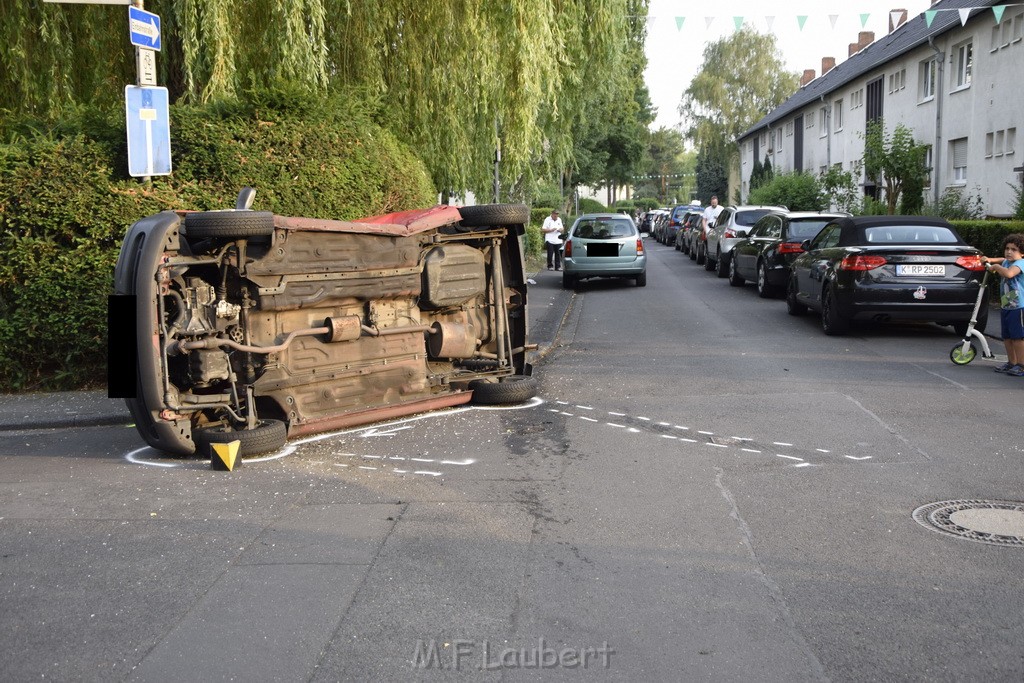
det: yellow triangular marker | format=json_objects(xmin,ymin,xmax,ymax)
[{"xmin": 211, "ymin": 441, "xmax": 241, "ymax": 471}]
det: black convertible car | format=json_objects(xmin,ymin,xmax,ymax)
[{"xmin": 785, "ymin": 215, "xmax": 987, "ymax": 336}]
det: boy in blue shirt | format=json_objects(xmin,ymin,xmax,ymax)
[{"xmin": 984, "ymin": 234, "xmax": 1024, "ymax": 375}]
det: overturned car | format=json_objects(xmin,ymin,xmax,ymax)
[{"xmin": 112, "ymin": 189, "xmax": 535, "ymax": 457}]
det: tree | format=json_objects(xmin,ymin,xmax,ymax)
[
  {"xmin": 762, "ymin": 155, "xmax": 773, "ymax": 185},
  {"xmin": 680, "ymin": 27, "xmax": 797, "ymax": 197},
  {"xmin": 862, "ymin": 120, "xmax": 929, "ymax": 215},
  {"xmin": 644, "ymin": 127, "xmax": 689, "ymax": 203},
  {"xmin": 750, "ymin": 156, "xmax": 764, "ymax": 192},
  {"xmin": 695, "ymin": 139, "xmax": 728, "ymax": 204}
]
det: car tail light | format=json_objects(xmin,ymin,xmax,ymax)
[
  {"xmin": 778, "ymin": 242, "xmax": 804, "ymax": 254},
  {"xmin": 564, "ymin": 241, "xmax": 572, "ymax": 257},
  {"xmin": 839, "ymin": 254, "xmax": 887, "ymax": 271},
  {"xmin": 955, "ymin": 254, "xmax": 986, "ymax": 271},
  {"xmin": 636, "ymin": 239, "xmax": 644, "ymax": 255},
  {"xmin": 723, "ymin": 228, "xmax": 737, "ymax": 239}
]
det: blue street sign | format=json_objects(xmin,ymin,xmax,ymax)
[
  {"xmin": 125, "ymin": 86, "xmax": 172, "ymax": 177},
  {"xmin": 128, "ymin": 6, "xmax": 161, "ymax": 51}
]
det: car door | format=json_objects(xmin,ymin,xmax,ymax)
[
  {"xmin": 738, "ymin": 215, "xmax": 779, "ymax": 279},
  {"xmin": 796, "ymin": 222, "xmax": 842, "ymax": 308},
  {"xmin": 707, "ymin": 209, "xmax": 731, "ymax": 255}
]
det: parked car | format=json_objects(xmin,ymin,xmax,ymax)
[
  {"xmin": 703, "ymin": 205, "xmax": 787, "ymax": 277},
  {"xmin": 112, "ymin": 189, "xmax": 537, "ymax": 457},
  {"xmin": 648, "ymin": 209, "xmax": 670, "ymax": 242},
  {"xmin": 663, "ymin": 203, "xmax": 699, "ymax": 246},
  {"xmin": 730, "ymin": 211, "xmax": 846, "ymax": 296},
  {"xmin": 562, "ymin": 213, "xmax": 647, "ymax": 288},
  {"xmin": 785, "ymin": 215, "xmax": 988, "ymax": 336},
  {"xmin": 677, "ymin": 211, "xmax": 704, "ymax": 254}
]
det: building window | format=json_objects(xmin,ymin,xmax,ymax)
[
  {"xmin": 923, "ymin": 146, "xmax": 933, "ymax": 188},
  {"xmin": 986, "ymin": 132, "xmax": 994, "ymax": 157},
  {"xmin": 819, "ymin": 106, "xmax": 828, "ymax": 137},
  {"xmin": 888, "ymin": 68, "xmax": 906, "ymax": 93},
  {"xmin": 1014, "ymin": 13, "xmax": 1023, "ymax": 42},
  {"xmin": 806, "ymin": 115, "xmax": 814, "ymax": 129},
  {"xmin": 1008, "ymin": 127, "xmax": 1017, "ymax": 154},
  {"xmin": 851, "ymin": 88, "xmax": 863, "ymax": 109},
  {"xmin": 951, "ymin": 138, "xmax": 968, "ymax": 183},
  {"xmin": 834, "ymin": 99, "xmax": 844, "ymax": 131},
  {"xmin": 954, "ymin": 41, "xmax": 973, "ymax": 89},
  {"xmin": 786, "ymin": 121, "xmax": 793, "ymax": 137},
  {"xmin": 996, "ymin": 130, "xmax": 1005, "ymax": 156},
  {"xmin": 920, "ymin": 58, "xmax": 936, "ymax": 100}
]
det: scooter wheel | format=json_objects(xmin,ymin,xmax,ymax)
[{"xmin": 949, "ymin": 342, "xmax": 977, "ymax": 365}]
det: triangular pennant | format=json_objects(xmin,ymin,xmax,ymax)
[
  {"xmin": 890, "ymin": 11, "xmax": 905, "ymax": 29},
  {"xmin": 829, "ymin": 15, "xmax": 839, "ymax": 29},
  {"xmin": 705, "ymin": 16, "xmax": 715, "ymax": 30},
  {"xmin": 734, "ymin": 16, "xmax": 744, "ymax": 30},
  {"xmin": 860, "ymin": 13, "xmax": 870, "ymax": 28},
  {"xmin": 797, "ymin": 15, "xmax": 808, "ymax": 31},
  {"xmin": 993, "ymin": 5, "xmax": 1006, "ymax": 23},
  {"xmin": 765, "ymin": 16, "xmax": 775, "ymax": 31},
  {"xmin": 675, "ymin": 16, "xmax": 685, "ymax": 31},
  {"xmin": 959, "ymin": 8, "xmax": 971, "ymax": 26},
  {"xmin": 925, "ymin": 9, "xmax": 938, "ymax": 27}
]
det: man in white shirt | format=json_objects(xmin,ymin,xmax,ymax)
[
  {"xmin": 701, "ymin": 195, "xmax": 724, "ymax": 235},
  {"xmin": 542, "ymin": 209, "xmax": 564, "ymax": 270}
]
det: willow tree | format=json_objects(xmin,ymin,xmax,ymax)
[
  {"xmin": 679, "ymin": 27, "xmax": 796, "ymax": 193},
  {"xmin": 0, "ymin": 0, "xmax": 645, "ymax": 199}
]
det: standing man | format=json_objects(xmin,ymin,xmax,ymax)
[
  {"xmin": 542, "ymin": 209, "xmax": 564, "ymax": 271},
  {"xmin": 701, "ymin": 195, "xmax": 724, "ymax": 235}
]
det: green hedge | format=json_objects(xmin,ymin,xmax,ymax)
[{"xmin": 0, "ymin": 89, "xmax": 435, "ymax": 391}]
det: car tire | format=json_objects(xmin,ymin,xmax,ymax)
[
  {"xmin": 757, "ymin": 262, "xmax": 775, "ymax": 298},
  {"xmin": 821, "ymin": 287, "xmax": 849, "ymax": 336},
  {"xmin": 728, "ymin": 256, "xmax": 744, "ymax": 286},
  {"xmin": 689, "ymin": 243, "xmax": 697, "ymax": 261},
  {"xmin": 716, "ymin": 250, "xmax": 729, "ymax": 278},
  {"xmin": 469, "ymin": 375, "xmax": 538, "ymax": 405},
  {"xmin": 562, "ymin": 272, "xmax": 576, "ymax": 290},
  {"xmin": 458, "ymin": 203, "xmax": 530, "ymax": 227},
  {"xmin": 636, "ymin": 272, "xmax": 647, "ymax": 287},
  {"xmin": 703, "ymin": 248, "xmax": 715, "ymax": 271},
  {"xmin": 786, "ymin": 278, "xmax": 807, "ymax": 316},
  {"xmin": 183, "ymin": 210, "xmax": 275, "ymax": 239},
  {"xmin": 193, "ymin": 419, "xmax": 288, "ymax": 457}
]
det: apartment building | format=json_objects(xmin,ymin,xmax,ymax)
[{"xmin": 737, "ymin": 0, "xmax": 1023, "ymax": 216}]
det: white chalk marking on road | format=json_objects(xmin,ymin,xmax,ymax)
[
  {"xmin": 410, "ymin": 457, "xmax": 434, "ymax": 462},
  {"xmin": 674, "ymin": 425, "xmax": 689, "ymax": 430},
  {"xmin": 556, "ymin": 401, "xmax": 569, "ymax": 405},
  {"xmin": 637, "ymin": 416, "xmax": 651, "ymax": 421},
  {"xmin": 773, "ymin": 442, "xmax": 793, "ymax": 447},
  {"xmin": 440, "ymin": 459, "xmax": 475, "ymax": 465},
  {"xmin": 628, "ymin": 428, "xmax": 641, "ymax": 433},
  {"xmin": 741, "ymin": 448, "xmax": 762, "ymax": 453},
  {"xmin": 661, "ymin": 434, "xmax": 678, "ymax": 440},
  {"xmin": 580, "ymin": 416, "xmax": 599, "ymax": 423},
  {"xmin": 698, "ymin": 430, "xmax": 714, "ymax": 435},
  {"xmin": 576, "ymin": 405, "xmax": 594, "ymax": 411},
  {"xmin": 414, "ymin": 471, "xmax": 443, "ymax": 477},
  {"xmin": 844, "ymin": 455, "xmax": 873, "ymax": 461},
  {"xmin": 794, "ymin": 462, "xmax": 813, "ymax": 468},
  {"xmin": 358, "ymin": 465, "xmax": 377, "ymax": 470},
  {"xmin": 776, "ymin": 454, "xmax": 804, "ymax": 461},
  {"xmin": 680, "ymin": 438, "xmax": 698, "ymax": 443},
  {"xmin": 657, "ymin": 422, "xmax": 670, "ymax": 426},
  {"xmin": 559, "ymin": 412, "xmax": 574, "ymax": 416},
  {"xmin": 816, "ymin": 448, "xmax": 830, "ymax": 453},
  {"xmin": 333, "ymin": 463, "xmax": 349, "ymax": 467},
  {"xmin": 705, "ymin": 443, "xmax": 729, "ymax": 449},
  {"xmin": 732, "ymin": 437, "xmax": 753, "ymax": 441},
  {"xmin": 609, "ymin": 411, "xmax": 626, "ymax": 416},
  {"xmin": 607, "ymin": 423, "xmax": 626, "ymax": 428}
]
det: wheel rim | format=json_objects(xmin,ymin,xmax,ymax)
[
  {"xmin": 758, "ymin": 265, "xmax": 766, "ymax": 291},
  {"xmin": 950, "ymin": 344, "xmax": 977, "ymax": 365}
]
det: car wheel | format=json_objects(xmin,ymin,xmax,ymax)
[
  {"xmin": 716, "ymin": 250, "xmax": 729, "ymax": 278},
  {"xmin": 703, "ymin": 247, "xmax": 715, "ymax": 271},
  {"xmin": 562, "ymin": 272, "xmax": 576, "ymax": 290},
  {"xmin": 458, "ymin": 203, "xmax": 530, "ymax": 227},
  {"xmin": 756, "ymin": 262, "xmax": 774, "ymax": 298},
  {"xmin": 193, "ymin": 419, "xmax": 288, "ymax": 457},
  {"xmin": 689, "ymin": 242, "xmax": 697, "ymax": 261},
  {"xmin": 821, "ymin": 287, "xmax": 849, "ymax": 336},
  {"xmin": 728, "ymin": 256, "xmax": 744, "ymax": 286},
  {"xmin": 786, "ymin": 277, "xmax": 807, "ymax": 316},
  {"xmin": 636, "ymin": 271, "xmax": 647, "ymax": 287},
  {"xmin": 184, "ymin": 210, "xmax": 275, "ymax": 239},
  {"xmin": 469, "ymin": 375, "xmax": 538, "ymax": 405}
]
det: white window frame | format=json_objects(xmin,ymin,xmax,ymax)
[
  {"xmin": 985, "ymin": 132, "xmax": 994, "ymax": 157},
  {"xmin": 920, "ymin": 59, "xmax": 936, "ymax": 101},
  {"xmin": 923, "ymin": 146, "xmax": 933, "ymax": 188},
  {"xmin": 785, "ymin": 121, "xmax": 793, "ymax": 137},
  {"xmin": 819, "ymin": 106, "xmax": 828, "ymax": 138},
  {"xmin": 834, "ymin": 99, "xmax": 844, "ymax": 132},
  {"xmin": 951, "ymin": 137, "xmax": 968, "ymax": 184},
  {"xmin": 1008, "ymin": 127, "xmax": 1017, "ymax": 155},
  {"xmin": 1014, "ymin": 13, "xmax": 1023, "ymax": 42},
  {"xmin": 954, "ymin": 41, "xmax": 973, "ymax": 90}
]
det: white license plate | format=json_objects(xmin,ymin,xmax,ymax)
[{"xmin": 896, "ymin": 264, "xmax": 944, "ymax": 276}]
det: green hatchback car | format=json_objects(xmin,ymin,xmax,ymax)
[{"xmin": 562, "ymin": 213, "xmax": 647, "ymax": 289}]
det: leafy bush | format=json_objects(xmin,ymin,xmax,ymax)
[
  {"xmin": 927, "ymin": 186, "xmax": 987, "ymax": 220},
  {"xmin": 748, "ymin": 172, "xmax": 824, "ymax": 210},
  {"xmin": 577, "ymin": 197, "xmax": 606, "ymax": 213},
  {"xmin": 0, "ymin": 89, "xmax": 436, "ymax": 391},
  {"xmin": 633, "ymin": 197, "xmax": 660, "ymax": 211}
]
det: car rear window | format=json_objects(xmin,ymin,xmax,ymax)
[
  {"xmin": 736, "ymin": 210, "xmax": 772, "ymax": 226},
  {"xmin": 574, "ymin": 219, "xmax": 635, "ymax": 239},
  {"xmin": 788, "ymin": 219, "xmax": 829, "ymax": 240},
  {"xmin": 863, "ymin": 226, "xmax": 959, "ymax": 243}
]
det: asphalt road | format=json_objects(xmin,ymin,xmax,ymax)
[{"xmin": 2, "ymin": 239, "xmax": 1022, "ymax": 681}]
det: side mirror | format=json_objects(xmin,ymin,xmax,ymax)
[
  {"xmin": 236, "ymin": 186, "xmax": 256, "ymax": 211},
  {"xmin": 800, "ymin": 239, "xmax": 812, "ymax": 251}
]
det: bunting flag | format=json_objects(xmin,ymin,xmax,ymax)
[
  {"xmin": 860, "ymin": 13, "xmax": 870, "ymax": 28},
  {"xmin": 705, "ymin": 16, "xmax": 715, "ymax": 29},
  {"xmin": 797, "ymin": 15, "xmax": 808, "ymax": 31},
  {"xmin": 959, "ymin": 8, "xmax": 972, "ymax": 25},
  {"xmin": 830, "ymin": 15, "xmax": 839, "ymax": 29},
  {"xmin": 925, "ymin": 9, "xmax": 938, "ymax": 27},
  {"xmin": 993, "ymin": 5, "xmax": 1006, "ymax": 23},
  {"xmin": 675, "ymin": 16, "xmax": 685, "ymax": 31},
  {"xmin": 890, "ymin": 10, "xmax": 905, "ymax": 28},
  {"xmin": 734, "ymin": 16, "xmax": 744, "ymax": 30},
  {"xmin": 765, "ymin": 16, "xmax": 775, "ymax": 31}
]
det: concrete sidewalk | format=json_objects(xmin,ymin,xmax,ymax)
[{"xmin": 0, "ymin": 270, "xmax": 570, "ymax": 433}]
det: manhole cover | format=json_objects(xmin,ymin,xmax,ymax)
[{"xmin": 912, "ymin": 500, "xmax": 1024, "ymax": 547}]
